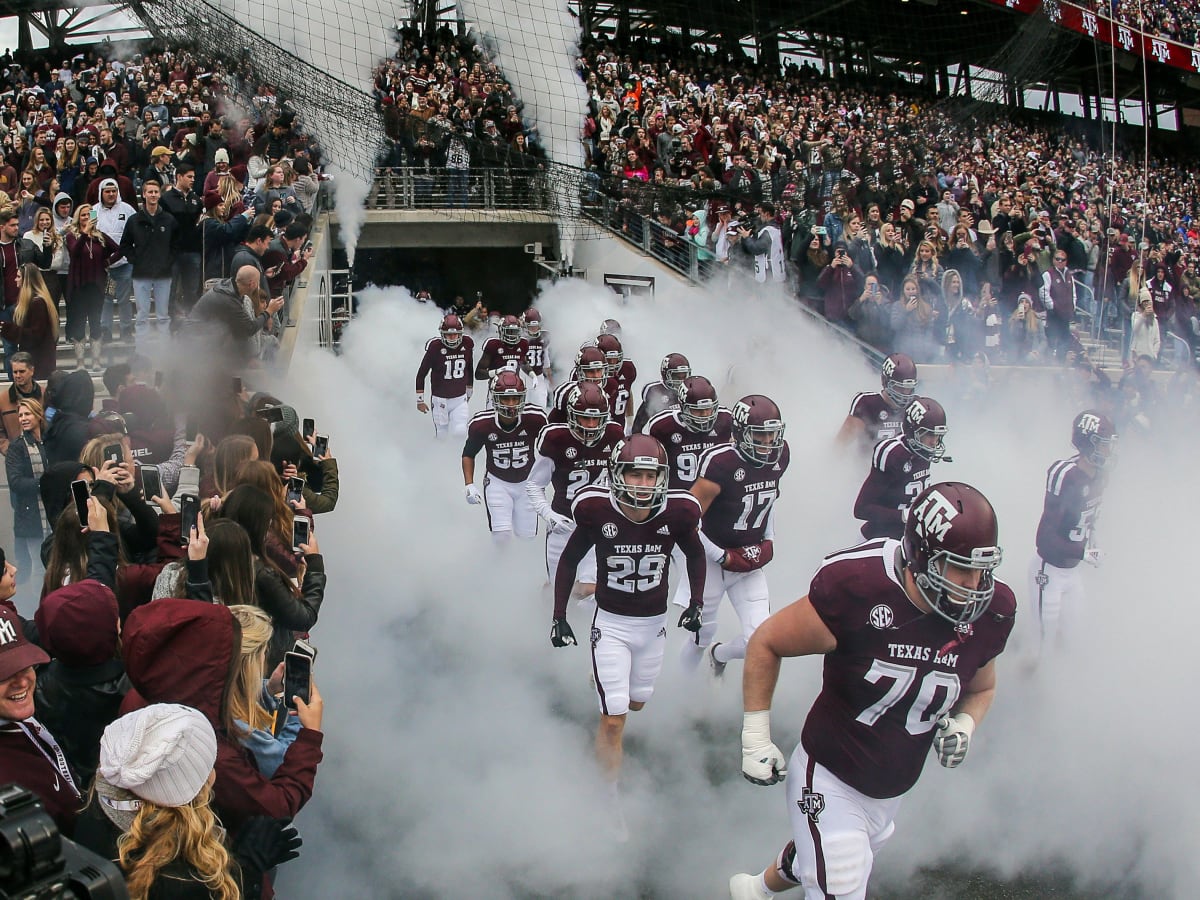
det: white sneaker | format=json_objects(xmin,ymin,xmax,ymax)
[
  {"xmin": 729, "ymin": 872, "xmax": 771, "ymax": 899},
  {"xmin": 707, "ymin": 642, "xmax": 727, "ymax": 678}
]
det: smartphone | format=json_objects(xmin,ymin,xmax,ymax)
[
  {"xmin": 179, "ymin": 493, "xmax": 199, "ymax": 546},
  {"xmin": 88, "ymin": 207, "xmax": 98, "ymax": 223},
  {"xmin": 813, "ymin": 225, "xmax": 827, "ymax": 236},
  {"xmin": 302, "ymin": 418, "xmax": 314, "ymax": 440},
  {"xmin": 71, "ymin": 479, "xmax": 90, "ymax": 526},
  {"xmin": 140, "ymin": 464, "xmax": 162, "ymax": 500},
  {"xmin": 292, "ymin": 517, "xmax": 310, "ymax": 552},
  {"xmin": 283, "ymin": 651, "xmax": 312, "ymax": 710},
  {"xmin": 185, "ymin": 418, "xmax": 198, "ymax": 442},
  {"xmin": 258, "ymin": 405, "xmax": 285, "ymax": 424},
  {"xmin": 286, "ymin": 476, "xmax": 305, "ymax": 505},
  {"xmin": 312, "ymin": 434, "xmax": 328, "ymax": 457},
  {"xmin": 101, "ymin": 443, "xmax": 123, "ymax": 467},
  {"xmin": 232, "ymin": 376, "xmax": 243, "ymax": 395},
  {"xmin": 154, "ymin": 370, "xmax": 163, "ymax": 389},
  {"xmin": 292, "ymin": 638, "xmax": 317, "ymax": 662}
]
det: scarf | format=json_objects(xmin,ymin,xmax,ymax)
[{"xmin": 22, "ymin": 431, "xmax": 48, "ymax": 534}]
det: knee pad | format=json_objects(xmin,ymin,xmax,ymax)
[{"xmin": 820, "ymin": 830, "xmax": 872, "ymax": 897}]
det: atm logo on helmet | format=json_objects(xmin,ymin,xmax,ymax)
[
  {"xmin": 908, "ymin": 399, "xmax": 929, "ymax": 423},
  {"xmin": 1077, "ymin": 413, "xmax": 1102, "ymax": 435},
  {"xmin": 911, "ymin": 490, "xmax": 958, "ymax": 541},
  {"xmin": 881, "ymin": 357, "xmax": 897, "ymax": 378}
]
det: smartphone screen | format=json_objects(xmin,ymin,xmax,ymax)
[
  {"xmin": 102, "ymin": 443, "xmax": 122, "ymax": 467},
  {"xmin": 71, "ymin": 479, "xmax": 90, "ymax": 526},
  {"xmin": 179, "ymin": 494, "xmax": 199, "ymax": 546},
  {"xmin": 283, "ymin": 651, "xmax": 312, "ymax": 709},
  {"xmin": 302, "ymin": 418, "xmax": 314, "ymax": 440},
  {"xmin": 286, "ymin": 476, "xmax": 305, "ymax": 505},
  {"xmin": 232, "ymin": 376, "xmax": 243, "ymax": 395},
  {"xmin": 313, "ymin": 434, "xmax": 328, "ymax": 457},
  {"xmin": 140, "ymin": 465, "xmax": 162, "ymax": 500},
  {"xmin": 154, "ymin": 370, "xmax": 164, "ymax": 389},
  {"xmin": 258, "ymin": 405, "xmax": 285, "ymax": 424},
  {"xmin": 292, "ymin": 517, "xmax": 310, "ymax": 552},
  {"xmin": 185, "ymin": 418, "xmax": 198, "ymax": 442}
]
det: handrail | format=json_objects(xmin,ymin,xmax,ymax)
[{"xmin": 368, "ymin": 167, "xmax": 554, "ymax": 211}]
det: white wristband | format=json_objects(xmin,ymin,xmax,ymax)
[{"xmin": 742, "ymin": 709, "xmax": 771, "ymax": 742}]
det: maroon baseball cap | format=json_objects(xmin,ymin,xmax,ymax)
[
  {"xmin": 35, "ymin": 580, "xmax": 119, "ymax": 668},
  {"xmin": 0, "ymin": 605, "xmax": 49, "ymax": 681}
]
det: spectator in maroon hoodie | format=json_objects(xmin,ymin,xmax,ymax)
[{"xmin": 817, "ymin": 240, "xmax": 865, "ymax": 323}]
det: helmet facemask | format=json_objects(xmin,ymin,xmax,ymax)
[
  {"xmin": 913, "ymin": 545, "xmax": 1002, "ymax": 626},
  {"xmin": 611, "ymin": 459, "xmax": 668, "ymax": 512}
]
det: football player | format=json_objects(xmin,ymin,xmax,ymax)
[
  {"xmin": 475, "ymin": 314, "xmax": 529, "ymax": 387},
  {"xmin": 415, "ymin": 313, "xmax": 475, "ymax": 439},
  {"xmin": 596, "ymin": 332, "xmax": 637, "ymax": 427},
  {"xmin": 853, "ymin": 397, "xmax": 949, "ymax": 540},
  {"xmin": 520, "ymin": 308, "xmax": 552, "ymax": 410},
  {"xmin": 548, "ymin": 344, "xmax": 608, "ymax": 425},
  {"xmin": 836, "ymin": 352, "xmax": 919, "ymax": 447},
  {"xmin": 550, "ymin": 435, "xmax": 705, "ymax": 783},
  {"xmin": 631, "ymin": 352, "xmax": 691, "ymax": 433},
  {"xmin": 644, "ymin": 375, "xmax": 734, "ymax": 490},
  {"xmin": 1030, "ymin": 410, "xmax": 1116, "ymax": 655},
  {"xmin": 461, "ymin": 372, "xmax": 548, "ymax": 544},
  {"xmin": 680, "ymin": 394, "xmax": 790, "ymax": 676},
  {"xmin": 526, "ymin": 382, "xmax": 625, "ymax": 597},
  {"xmin": 729, "ymin": 483, "xmax": 1015, "ymax": 900}
]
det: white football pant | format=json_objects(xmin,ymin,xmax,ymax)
[
  {"xmin": 589, "ymin": 607, "xmax": 667, "ymax": 716},
  {"xmin": 483, "ymin": 476, "xmax": 539, "ymax": 541},
  {"xmin": 431, "ymin": 394, "xmax": 470, "ymax": 439},
  {"xmin": 1029, "ymin": 555, "xmax": 1085, "ymax": 655}
]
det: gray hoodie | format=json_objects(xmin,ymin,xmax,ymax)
[{"xmin": 50, "ymin": 192, "xmax": 72, "ymax": 272}]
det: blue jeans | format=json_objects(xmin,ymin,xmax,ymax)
[
  {"xmin": 133, "ymin": 276, "xmax": 173, "ymax": 344},
  {"xmin": 448, "ymin": 167, "xmax": 469, "ymax": 207},
  {"xmin": 102, "ymin": 262, "xmax": 134, "ymax": 335}
]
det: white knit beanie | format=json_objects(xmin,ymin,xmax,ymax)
[{"xmin": 98, "ymin": 704, "xmax": 217, "ymax": 808}]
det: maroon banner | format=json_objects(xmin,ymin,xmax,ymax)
[{"xmin": 983, "ymin": 0, "xmax": 1200, "ymax": 75}]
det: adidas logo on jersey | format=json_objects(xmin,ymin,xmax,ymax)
[{"xmin": 657, "ymin": 525, "xmax": 671, "ymax": 535}]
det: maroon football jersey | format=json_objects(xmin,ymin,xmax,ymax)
[
  {"xmin": 531, "ymin": 422, "xmax": 625, "ymax": 517},
  {"xmin": 461, "ymin": 407, "xmax": 548, "ymax": 484},
  {"xmin": 645, "ymin": 408, "xmax": 735, "ymax": 490},
  {"xmin": 849, "ymin": 391, "xmax": 905, "ymax": 445},
  {"xmin": 524, "ymin": 334, "xmax": 549, "ymax": 376},
  {"xmin": 608, "ymin": 359, "xmax": 638, "ymax": 418},
  {"xmin": 800, "ymin": 538, "xmax": 1016, "ymax": 799},
  {"xmin": 479, "ymin": 337, "xmax": 529, "ymax": 378},
  {"xmin": 631, "ymin": 381, "xmax": 678, "ymax": 433},
  {"xmin": 853, "ymin": 437, "xmax": 931, "ymax": 540},
  {"xmin": 555, "ymin": 485, "xmax": 705, "ymax": 618},
  {"xmin": 695, "ymin": 442, "xmax": 790, "ymax": 549},
  {"xmin": 415, "ymin": 335, "xmax": 475, "ymax": 399},
  {"xmin": 1035, "ymin": 457, "xmax": 1104, "ymax": 568}
]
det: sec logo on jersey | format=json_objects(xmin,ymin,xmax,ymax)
[
  {"xmin": 602, "ymin": 523, "xmax": 618, "ymax": 538},
  {"xmin": 565, "ymin": 447, "xmax": 577, "ymax": 459},
  {"xmin": 734, "ymin": 468, "xmax": 746, "ymax": 482},
  {"xmin": 869, "ymin": 604, "xmax": 894, "ymax": 629},
  {"xmin": 487, "ymin": 433, "xmax": 497, "ymax": 441},
  {"xmin": 671, "ymin": 432, "xmax": 683, "ymax": 443}
]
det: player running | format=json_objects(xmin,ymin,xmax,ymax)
[
  {"xmin": 836, "ymin": 352, "xmax": 919, "ymax": 447},
  {"xmin": 415, "ymin": 313, "xmax": 475, "ymax": 439}
]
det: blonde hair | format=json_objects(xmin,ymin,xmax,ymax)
[
  {"xmin": 117, "ymin": 781, "xmax": 239, "ymax": 900},
  {"xmin": 226, "ymin": 605, "xmax": 274, "ymax": 735},
  {"xmin": 17, "ymin": 397, "xmax": 44, "ymax": 432},
  {"xmin": 14, "ymin": 263, "xmax": 59, "ymax": 341},
  {"xmin": 80, "ymin": 433, "xmax": 128, "ymax": 470}
]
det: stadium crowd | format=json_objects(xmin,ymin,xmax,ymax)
[
  {"xmin": 0, "ymin": 42, "xmax": 339, "ymax": 898},
  {"xmin": 1093, "ymin": 0, "xmax": 1200, "ymax": 49}
]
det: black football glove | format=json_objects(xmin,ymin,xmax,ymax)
[
  {"xmin": 233, "ymin": 817, "xmax": 303, "ymax": 876},
  {"xmin": 677, "ymin": 603, "xmax": 702, "ymax": 633},
  {"xmin": 550, "ymin": 617, "xmax": 577, "ymax": 648}
]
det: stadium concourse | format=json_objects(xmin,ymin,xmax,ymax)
[{"xmin": 0, "ymin": 6, "xmax": 1193, "ymax": 898}]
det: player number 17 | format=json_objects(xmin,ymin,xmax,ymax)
[{"xmin": 734, "ymin": 489, "xmax": 777, "ymax": 531}]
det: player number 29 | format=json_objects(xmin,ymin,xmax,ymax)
[
  {"xmin": 855, "ymin": 659, "xmax": 961, "ymax": 735},
  {"xmin": 734, "ymin": 489, "xmax": 777, "ymax": 531},
  {"xmin": 606, "ymin": 554, "xmax": 667, "ymax": 593},
  {"xmin": 442, "ymin": 357, "xmax": 466, "ymax": 380}
]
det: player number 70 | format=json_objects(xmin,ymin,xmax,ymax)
[{"xmin": 856, "ymin": 659, "xmax": 961, "ymax": 736}]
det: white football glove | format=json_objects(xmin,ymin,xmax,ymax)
[
  {"xmin": 741, "ymin": 711, "xmax": 788, "ymax": 786},
  {"xmin": 546, "ymin": 511, "xmax": 573, "ymax": 533},
  {"xmin": 464, "ymin": 484, "xmax": 482, "ymax": 505},
  {"xmin": 1083, "ymin": 547, "xmax": 1104, "ymax": 567},
  {"xmin": 933, "ymin": 712, "xmax": 975, "ymax": 768}
]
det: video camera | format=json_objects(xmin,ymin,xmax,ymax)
[{"xmin": 0, "ymin": 783, "xmax": 128, "ymax": 898}]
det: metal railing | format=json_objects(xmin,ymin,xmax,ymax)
[
  {"xmin": 580, "ymin": 194, "xmax": 715, "ymax": 282},
  {"xmin": 369, "ymin": 167, "xmax": 554, "ymax": 211}
]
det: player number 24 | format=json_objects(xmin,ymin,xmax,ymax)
[
  {"xmin": 606, "ymin": 554, "xmax": 667, "ymax": 593},
  {"xmin": 855, "ymin": 660, "xmax": 960, "ymax": 735}
]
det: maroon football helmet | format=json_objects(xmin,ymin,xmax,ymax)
[
  {"xmin": 520, "ymin": 308, "xmax": 542, "ymax": 337},
  {"xmin": 439, "ymin": 314, "xmax": 463, "ymax": 349},
  {"xmin": 574, "ymin": 345, "xmax": 608, "ymax": 387},
  {"xmin": 499, "ymin": 314, "xmax": 522, "ymax": 346},
  {"xmin": 731, "ymin": 394, "xmax": 785, "ymax": 466},
  {"xmin": 902, "ymin": 482, "xmax": 1003, "ymax": 626},
  {"xmin": 599, "ymin": 318, "xmax": 622, "ymax": 338},
  {"xmin": 901, "ymin": 396, "xmax": 948, "ymax": 462},
  {"xmin": 677, "ymin": 375, "xmax": 719, "ymax": 434},
  {"xmin": 881, "ymin": 352, "xmax": 918, "ymax": 408},
  {"xmin": 660, "ymin": 352, "xmax": 691, "ymax": 390},
  {"xmin": 610, "ymin": 433, "xmax": 669, "ymax": 513},
  {"xmin": 490, "ymin": 370, "xmax": 526, "ymax": 422},
  {"xmin": 1071, "ymin": 410, "xmax": 1117, "ymax": 469},
  {"xmin": 596, "ymin": 333, "xmax": 623, "ymax": 376},
  {"xmin": 566, "ymin": 381, "xmax": 610, "ymax": 445}
]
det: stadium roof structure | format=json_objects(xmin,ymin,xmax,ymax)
[
  {"xmin": 576, "ymin": 0, "xmax": 1200, "ymax": 115},
  {"xmin": 0, "ymin": 0, "xmax": 147, "ymax": 49}
]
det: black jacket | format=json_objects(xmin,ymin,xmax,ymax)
[
  {"xmin": 6, "ymin": 431, "xmax": 45, "ymax": 538},
  {"xmin": 120, "ymin": 206, "xmax": 178, "ymax": 278},
  {"xmin": 43, "ymin": 369, "xmax": 94, "ymax": 465},
  {"xmin": 160, "ymin": 186, "xmax": 203, "ymax": 253},
  {"xmin": 254, "ymin": 554, "xmax": 325, "ymax": 669}
]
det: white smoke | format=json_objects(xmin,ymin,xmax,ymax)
[{"xmin": 271, "ymin": 274, "xmax": 1194, "ymax": 898}]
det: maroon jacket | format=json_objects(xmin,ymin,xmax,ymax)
[
  {"xmin": 65, "ymin": 231, "xmax": 121, "ymax": 291},
  {"xmin": 817, "ymin": 262, "xmax": 864, "ymax": 322},
  {"xmin": 119, "ymin": 599, "xmax": 323, "ymax": 832},
  {"xmin": 0, "ymin": 720, "xmax": 81, "ymax": 834}
]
